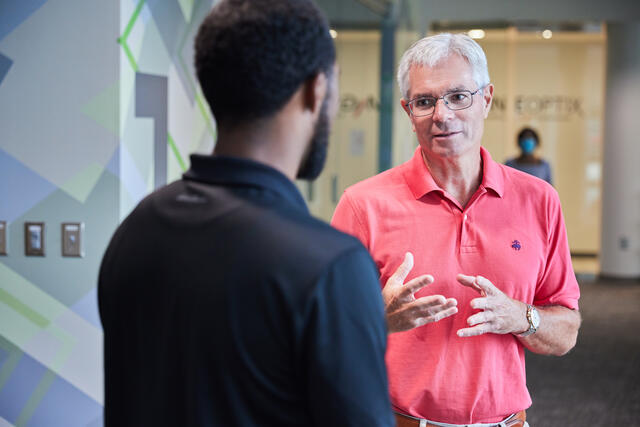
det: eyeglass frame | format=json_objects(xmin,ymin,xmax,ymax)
[{"xmin": 405, "ymin": 84, "xmax": 489, "ymax": 117}]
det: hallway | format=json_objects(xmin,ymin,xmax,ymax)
[{"xmin": 526, "ymin": 277, "xmax": 640, "ymax": 425}]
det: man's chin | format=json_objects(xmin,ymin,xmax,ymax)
[
  {"xmin": 423, "ymin": 139, "xmax": 478, "ymax": 158},
  {"xmin": 296, "ymin": 158, "xmax": 326, "ymax": 181},
  {"xmin": 297, "ymin": 95, "xmax": 331, "ymax": 180}
]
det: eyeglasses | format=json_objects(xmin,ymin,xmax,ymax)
[{"xmin": 406, "ymin": 86, "xmax": 487, "ymax": 117}]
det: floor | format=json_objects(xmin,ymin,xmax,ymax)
[{"xmin": 525, "ymin": 276, "xmax": 640, "ymax": 425}]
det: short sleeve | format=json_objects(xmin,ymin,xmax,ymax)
[
  {"xmin": 331, "ymin": 191, "xmax": 370, "ymax": 249},
  {"xmin": 534, "ymin": 190, "xmax": 580, "ymax": 309},
  {"xmin": 302, "ymin": 247, "xmax": 393, "ymax": 427}
]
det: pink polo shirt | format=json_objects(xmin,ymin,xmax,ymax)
[{"xmin": 331, "ymin": 146, "xmax": 580, "ymax": 424}]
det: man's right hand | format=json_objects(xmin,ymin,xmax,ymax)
[{"xmin": 383, "ymin": 252, "xmax": 458, "ymax": 333}]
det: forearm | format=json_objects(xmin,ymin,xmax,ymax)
[{"xmin": 518, "ymin": 305, "xmax": 581, "ymax": 356}]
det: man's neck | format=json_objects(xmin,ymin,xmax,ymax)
[
  {"xmin": 422, "ymin": 148, "xmax": 483, "ymax": 209},
  {"xmin": 213, "ymin": 114, "xmax": 309, "ymax": 181},
  {"xmin": 516, "ymin": 153, "xmax": 539, "ymax": 164}
]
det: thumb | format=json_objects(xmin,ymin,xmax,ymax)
[
  {"xmin": 474, "ymin": 275, "xmax": 496, "ymax": 295},
  {"xmin": 389, "ymin": 252, "xmax": 414, "ymax": 286},
  {"xmin": 456, "ymin": 274, "xmax": 483, "ymax": 294}
]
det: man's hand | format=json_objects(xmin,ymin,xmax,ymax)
[
  {"xmin": 456, "ymin": 274, "xmax": 529, "ymax": 337},
  {"xmin": 383, "ymin": 253, "xmax": 458, "ymax": 333}
]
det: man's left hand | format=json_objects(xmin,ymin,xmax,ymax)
[{"xmin": 456, "ymin": 274, "xmax": 529, "ymax": 337}]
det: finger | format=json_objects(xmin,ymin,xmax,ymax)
[
  {"xmin": 409, "ymin": 298, "xmax": 458, "ymax": 324},
  {"xmin": 388, "ymin": 252, "xmax": 414, "ymax": 285},
  {"xmin": 414, "ymin": 306, "xmax": 459, "ymax": 327},
  {"xmin": 456, "ymin": 274, "xmax": 483, "ymax": 293},
  {"xmin": 432, "ymin": 306, "xmax": 459, "ymax": 322},
  {"xmin": 400, "ymin": 274, "xmax": 435, "ymax": 297},
  {"xmin": 470, "ymin": 297, "xmax": 488, "ymax": 310},
  {"xmin": 408, "ymin": 294, "xmax": 447, "ymax": 311},
  {"xmin": 412, "ymin": 295, "xmax": 457, "ymax": 312},
  {"xmin": 466, "ymin": 311, "xmax": 493, "ymax": 326},
  {"xmin": 474, "ymin": 275, "xmax": 498, "ymax": 296},
  {"xmin": 457, "ymin": 323, "xmax": 490, "ymax": 337}
]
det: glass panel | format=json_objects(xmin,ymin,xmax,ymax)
[{"xmin": 298, "ymin": 30, "xmax": 381, "ymax": 222}]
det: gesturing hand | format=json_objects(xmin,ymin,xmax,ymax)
[
  {"xmin": 383, "ymin": 253, "xmax": 458, "ymax": 333},
  {"xmin": 456, "ymin": 274, "xmax": 529, "ymax": 337}
]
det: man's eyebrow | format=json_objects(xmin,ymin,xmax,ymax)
[
  {"xmin": 410, "ymin": 92, "xmax": 435, "ymax": 99},
  {"xmin": 410, "ymin": 86, "xmax": 471, "ymax": 99},
  {"xmin": 448, "ymin": 86, "xmax": 469, "ymax": 92}
]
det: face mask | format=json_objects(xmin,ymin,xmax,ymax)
[{"xmin": 519, "ymin": 138, "xmax": 536, "ymax": 155}]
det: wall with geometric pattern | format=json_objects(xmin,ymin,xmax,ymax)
[
  {"xmin": 119, "ymin": 0, "xmax": 216, "ymax": 219},
  {"xmin": 0, "ymin": 1, "xmax": 215, "ymax": 425}
]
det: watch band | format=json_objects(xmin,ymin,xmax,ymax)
[{"xmin": 517, "ymin": 304, "xmax": 539, "ymax": 337}]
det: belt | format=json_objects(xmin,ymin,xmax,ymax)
[{"xmin": 394, "ymin": 410, "xmax": 526, "ymax": 427}]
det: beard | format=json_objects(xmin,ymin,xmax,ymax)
[{"xmin": 296, "ymin": 95, "xmax": 330, "ymax": 181}]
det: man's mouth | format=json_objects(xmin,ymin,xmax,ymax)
[{"xmin": 433, "ymin": 131, "xmax": 460, "ymax": 138}]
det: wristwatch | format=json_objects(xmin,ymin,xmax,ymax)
[{"xmin": 517, "ymin": 304, "xmax": 540, "ymax": 337}]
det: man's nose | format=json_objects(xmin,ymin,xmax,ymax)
[{"xmin": 431, "ymin": 98, "xmax": 454, "ymax": 122}]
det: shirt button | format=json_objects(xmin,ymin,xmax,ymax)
[{"xmin": 463, "ymin": 214, "xmax": 468, "ymax": 221}]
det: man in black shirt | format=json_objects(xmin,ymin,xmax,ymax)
[{"xmin": 99, "ymin": 0, "xmax": 422, "ymax": 425}]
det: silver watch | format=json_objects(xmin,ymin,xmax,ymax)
[{"xmin": 517, "ymin": 304, "xmax": 540, "ymax": 337}]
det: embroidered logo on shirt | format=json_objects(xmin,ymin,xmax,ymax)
[{"xmin": 511, "ymin": 240, "xmax": 522, "ymax": 251}]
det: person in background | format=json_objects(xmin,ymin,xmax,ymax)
[
  {"xmin": 332, "ymin": 33, "xmax": 581, "ymax": 427},
  {"xmin": 98, "ymin": 1, "xmax": 399, "ymax": 425},
  {"xmin": 505, "ymin": 127, "xmax": 553, "ymax": 184}
]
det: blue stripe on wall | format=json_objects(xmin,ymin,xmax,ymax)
[{"xmin": 0, "ymin": 0, "xmax": 48, "ymax": 42}]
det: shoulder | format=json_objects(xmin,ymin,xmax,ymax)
[
  {"xmin": 261, "ymin": 212, "xmax": 379, "ymax": 301},
  {"xmin": 101, "ymin": 180, "xmax": 191, "ymax": 253},
  {"xmin": 126, "ymin": 180, "xmax": 186, "ymax": 217},
  {"xmin": 106, "ymin": 182, "xmax": 180, "ymax": 236},
  {"xmin": 341, "ymin": 162, "xmax": 410, "ymax": 207},
  {"xmin": 505, "ymin": 158, "xmax": 517, "ymax": 167},
  {"xmin": 498, "ymin": 162, "xmax": 560, "ymax": 208},
  {"xmin": 275, "ymin": 211, "xmax": 369, "ymax": 263}
]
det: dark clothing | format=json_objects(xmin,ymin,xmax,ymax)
[
  {"xmin": 98, "ymin": 155, "xmax": 393, "ymax": 427},
  {"xmin": 505, "ymin": 158, "xmax": 552, "ymax": 185}
]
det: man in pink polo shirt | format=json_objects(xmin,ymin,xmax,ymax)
[{"xmin": 332, "ymin": 33, "xmax": 581, "ymax": 427}]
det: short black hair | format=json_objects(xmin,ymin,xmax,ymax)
[
  {"xmin": 517, "ymin": 127, "xmax": 540, "ymax": 146},
  {"xmin": 194, "ymin": 0, "xmax": 335, "ymax": 128}
]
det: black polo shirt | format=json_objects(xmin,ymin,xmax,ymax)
[{"xmin": 99, "ymin": 155, "xmax": 393, "ymax": 426}]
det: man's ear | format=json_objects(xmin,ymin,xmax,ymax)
[
  {"xmin": 400, "ymin": 98, "xmax": 417, "ymax": 133},
  {"xmin": 303, "ymin": 72, "xmax": 328, "ymax": 116},
  {"xmin": 482, "ymin": 84, "xmax": 494, "ymax": 118},
  {"xmin": 400, "ymin": 98, "xmax": 412, "ymax": 116}
]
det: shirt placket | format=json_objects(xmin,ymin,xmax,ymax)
[
  {"xmin": 460, "ymin": 211, "xmax": 476, "ymax": 253},
  {"xmin": 460, "ymin": 188, "xmax": 487, "ymax": 254}
]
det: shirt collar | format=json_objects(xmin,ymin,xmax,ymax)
[
  {"xmin": 479, "ymin": 146, "xmax": 504, "ymax": 197},
  {"xmin": 183, "ymin": 154, "xmax": 309, "ymax": 212},
  {"xmin": 403, "ymin": 146, "xmax": 442, "ymax": 199},
  {"xmin": 403, "ymin": 146, "xmax": 504, "ymax": 199}
]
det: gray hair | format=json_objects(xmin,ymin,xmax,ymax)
[{"xmin": 397, "ymin": 33, "xmax": 490, "ymax": 99}]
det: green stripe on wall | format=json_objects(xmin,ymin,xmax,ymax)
[
  {"xmin": 168, "ymin": 133, "xmax": 187, "ymax": 172},
  {"xmin": 0, "ymin": 288, "xmax": 49, "ymax": 328},
  {"xmin": 118, "ymin": 0, "xmax": 146, "ymax": 72}
]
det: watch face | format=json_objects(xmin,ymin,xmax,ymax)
[{"xmin": 530, "ymin": 307, "xmax": 541, "ymax": 329}]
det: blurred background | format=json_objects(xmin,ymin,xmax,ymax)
[
  {"xmin": 0, "ymin": 0, "xmax": 639, "ymax": 425},
  {"xmin": 313, "ymin": 1, "xmax": 613, "ymax": 274}
]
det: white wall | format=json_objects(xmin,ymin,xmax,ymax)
[
  {"xmin": 301, "ymin": 31, "xmax": 381, "ymax": 222},
  {"xmin": 392, "ymin": 29, "xmax": 606, "ymax": 254}
]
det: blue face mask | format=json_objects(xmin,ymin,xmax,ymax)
[{"xmin": 519, "ymin": 138, "xmax": 536, "ymax": 155}]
